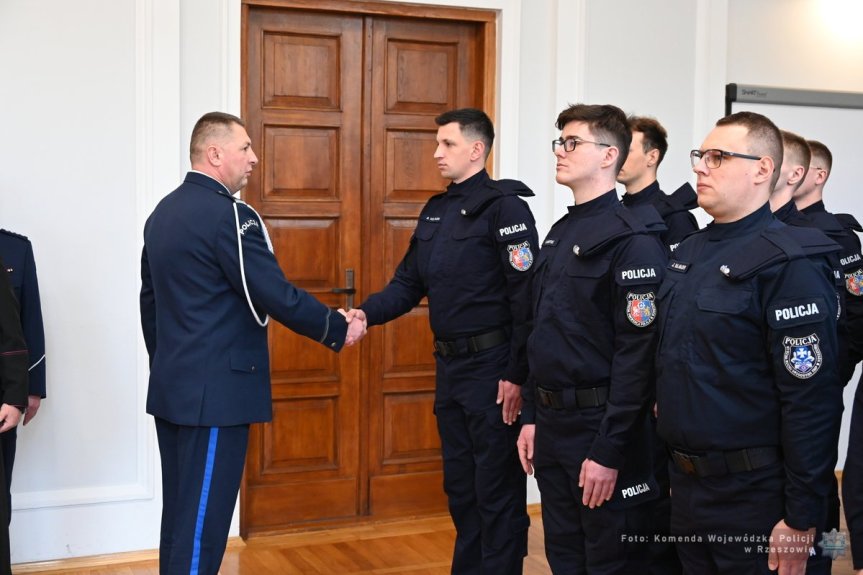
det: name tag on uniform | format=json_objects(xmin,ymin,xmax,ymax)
[
  {"xmin": 668, "ymin": 260, "xmax": 689, "ymax": 273},
  {"xmin": 543, "ymin": 238, "xmax": 558, "ymax": 247}
]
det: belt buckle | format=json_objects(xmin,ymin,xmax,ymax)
[
  {"xmin": 673, "ymin": 451, "xmax": 697, "ymax": 475},
  {"xmin": 537, "ymin": 387, "xmax": 552, "ymax": 408},
  {"xmin": 434, "ymin": 340, "xmax": 451, "ymax": 357}
]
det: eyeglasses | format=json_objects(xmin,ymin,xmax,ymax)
[
  {"xmin": 552, "ymin": 137, "xmax": 611, "ymax": 153},
  {"xmin": 690, "ymin": 149, "xmax": 762, "ymax": 169}
]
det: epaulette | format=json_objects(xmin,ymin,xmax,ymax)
[
  {"xmin": 654, "ymin": 182, "xmax": 697, "ymax": 218},
  {"xmin": 572, "ymin": 204, "xmax": 664, "ymax": 258},
  {"xmin": 836, "ymin": 213, "xmax": 863, "ymax": 233},
  {"xmin": 806, "ymin": 210, "xmax": 845, "ymax": 236},
  {"xmin": 462, "ymin": 179, "xmax": 533, "ymax": 217},
  {"xmin": 0, "ymin": 229, "xmax": 31, "ymax": 243},
  {"xmin": 719, "ymin": 222, "xmax": 840, "ymax": 281}
]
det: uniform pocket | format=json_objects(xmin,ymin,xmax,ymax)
[
  {"xmin": 229, "ymin": 349, "xmax": 268, "ymax": 374},
  {"xmin": 696, "ymin": 287, "xmax": 753, "ymax": 314}
]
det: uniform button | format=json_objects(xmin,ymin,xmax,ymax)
[
  {"xmin": 331, "ymin": 342, "xmax": 336, "ymax": 348},
  {"xmin": 573, "ymin": 245, "xmax": 580, "ymax": 256},
  {"xmin": 460, "ymin": 209, "xmax": 467, "ymax": 215},
  {"xmin": 720, "ymin": 265, "xmax": 731, "ymax": 276},
  {"xmin": 251, "ymin": 365, "xmax": 256, "ymax": 372}
]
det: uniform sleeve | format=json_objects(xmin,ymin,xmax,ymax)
[
  {"xmin": 494, "ymin": 196, "xmax": 539, "ymax": 385},
  {"xmin": 766, "ymin": 257, "xmax": 843, "ymax": 530},
  {"xmin": 215, "ymin": 202, "xmax": 347, "ymax": 352},
  {"xmin": 0, "ymin": 263, "xmax": 29, "ymax": 407},
  {"xmin": 358, "ymin": 231, "xmax": 428, "ymax": 327},
  {"xmin": 587, "ymin": 234, "xmax": 667, "ymax": 470},
  {"xmin": 139, "ymin": 243, "xmax": 157, "ymax": 364},
  {"xmin": 20, "ymin": 241, "xmax": 46, "ymax": 397},
  {"xmin": 841, "ymin": 234, "xmax": 863, "ymax": 373}
]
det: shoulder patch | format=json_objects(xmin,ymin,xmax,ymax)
[
  {"xmin": 768, "ymin": 297, "xmax": 828, "ymax": 329},
  {"xmin": 626, "ymin": 292, "xmax": 657, "ymax": 327},
  {"xmin": 783, "ymin": 334, "xmax": 823, "ymax": 379},
  {"xmin": 846, "ymin": 268, "xmax": 863, "ymax": 296},
  {"xmin": 840, "ymin": 252, "xmax": 862, "ymax": 268},
  {"xmin": 497, "ymin": 222, "xmax": 530, "ymax": 238},
  {"xmin": 616, "ymin": 265, "xmax": 660, "ymax": 285},
  {"xmin": 507, "ymin": 241, "xmax": 533, "ymax": 271}
]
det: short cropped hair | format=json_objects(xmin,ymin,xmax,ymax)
[
  {"xmin": 629, "ymin": 116, "xmax": 668, "ymax": 165},
  {"xmin": 190, "ymin": 112, "xmax": 245, "ymax": 163},
  {"xmin": 807, "ymin": 139, "xmax": 833, "ymax": 175},
  {"xmin": 435, "ymin": 108, "xmax": 495, "ymax": 160},
  {"xmin": 556, "ymin": 104, "xmax": 631, "ymax": 173},
  {"xmin": 716, "ymin": 111, "xmax": 783, "ymax": 190},
  {"xmin": 780, "ymin": 130, "xmax": 811, "ymax": 189}
]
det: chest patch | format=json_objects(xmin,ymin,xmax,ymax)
[
  {"xmin": 846, "ymin": 268, "xmax": 863, "ymax": 296},
  {"xmin": 626, "ymin": 292, "xmax": 656, "ymax": 327},
  {"xmin": 783, "ymin": 334, "xmax": 823, "ymax": 379},
  {"xmin": 508, "ymin": 241, "xmax": 533, "ymax": 271}
]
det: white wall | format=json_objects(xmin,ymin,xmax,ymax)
[{"xmin": 0, "ymin": 0, "xmax": 860, "ymax": 564}]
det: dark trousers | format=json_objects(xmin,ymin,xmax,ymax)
[
  {"xmin": 647, "ymin": 423, "xmax": 682, "ymax": 575},
  {"xmin": 844, "ymin": 383, "xmax": 863, "ymax": 570},
  {"xmin": 155, "ymin": 418, "xmax": 249, "ymax": 575},
  {"xmin": 0, "ymin": 428, "xmax": 14, "ymax": 525},
  {"xmin": 434, "ymin": 346, "xmax": 529, "ymax": 575},
  {"xmin": 534, "ymin": 407, "xmax": 652, "ymax": 575},
  {"xmin": 0, "ymin": 439, "xmax": 9, "ymax": 575},
  {"xmin": 669, "ymin": 461, "xmax": 784, "ymax": 575}
]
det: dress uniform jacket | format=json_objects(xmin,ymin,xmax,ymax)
[
  {"xmin": 621, "ymin": 181, "xmax": 699, "ymax": 253},
  {"xmin": 0, "ymin": 231, "xmax": 44, "ymax": 398},
  {"xmin": 140, "ymin": 171, "xmax": 346, "ymax": 427},
  {"xmin": 360, "ymin": 169, "xmax": 537, "ymax": 389},
  {"xmin": 656, "ymin": 204, "xmax": 842, "ymax": 532},
  {"xmin": 0, "ymin": 263, "xmax": 28, "ymax": 412},
  {"xmin": 524, "ymin": 190, "xmax": 667, "ymax": 488}
]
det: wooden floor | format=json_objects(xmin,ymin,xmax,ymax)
[{"xmin": 13, "ymin": 505, "xmax": 859, "ymax": 574}]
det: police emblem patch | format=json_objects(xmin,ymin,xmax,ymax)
[
  {"xmin": 508, "ymin": 241, "xmax": 533, "ymax": 271},
  {"xmin": 783, "ymin": 334, "xmax": 823, "ymax": 379},
  {"xmin": 846, "ymin": 268, "xmax": 863, "ymax": 296},
  {"xmin": 626, "ymin": 292, "xmax": 656, "ymax": 327}
]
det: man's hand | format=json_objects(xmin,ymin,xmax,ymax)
[
  {"xmin": 767, "ymin": 519, "xmax": 814, "ymax": 575},
  {"xmin": 579, "ymin": 458, "xmax": 618, "ymax": 509},
  {"xmin": 0, "ymin": 404, "xmax": 22, "ymax": 433},
  {"xmin": 517, "ymin": 424, "xmax": 535, "ymax": 475},
  {"xmin": 497, "ymin": 379, "xmax": 522, "ymax": 425},
  {"xmin": 339, "ymin": 308, "xmax": 367, "ymax": 346},
  {"xmin": 23, "ymin": 395, "xmax": 41, "ymax": 426}
]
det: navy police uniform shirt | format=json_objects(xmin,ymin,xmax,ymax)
[
  {"xmin": 801, "ymin": 201, "xmax": 863, "ymax": 379},
  {"xmin": 655, "ymin": 204, "xmax": 842, "ymax": 530},
  {"xmin": 140, "ymin": 172, "xmax": 347, "ymax": 428},
  {"xmin": 360, "ymin": 169, "xmax": 538, "ymax": 386},
  {"xmin": 0, "ymin": 260, "xmax": 29, "ymax": 408},
  {"xmin": 621, "ymin": 181, "xmax": 699, "ymax": 253},
  {"xmin": 524, "ymin": 190, "xmax": 667, "ymax": 470},
  {"xmin": 0, "ymin": 230, "xmax": 45, "ymax": 398}
]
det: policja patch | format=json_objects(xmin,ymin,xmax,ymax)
[
  {"xmin": 846, "ymin": 268, "xmax": 863, "ymax": 296},
  {"xmin": 625, "ymin": 292, "xmax": 656, "ymax": 327},
  {"xmin": 508, "ymin": 241, "xmax": 533, "ymax": 271},
  {"xmin": 783, "ymin": 333, "xmax": 823, "ymax": 379}
]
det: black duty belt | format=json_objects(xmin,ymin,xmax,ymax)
[
  {"xmin": 536, "ymin": 385, "xmax": 609, "ymax": 410},
  {"xmin": 670, "ymin": 446, "xmax": 780, "ymax": 477},
  {"xmin": 433, "ymin": 328, "xmax": 507, "ymax": 358}
]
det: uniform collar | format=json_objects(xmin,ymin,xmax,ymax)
[
  {"xmin": 568, "ymin": 189, "xmax": 618, "ymax": 217},
  {"xmin": 705, "ymin": 203, "xmax": 773, "ymax": 240},
  {"xmin": 773, "ymin": 199, "xmax": 803, "ymax": 223},
  {"xmin": 800, "ymin": 200, "xmax": 827, "ymax": 214},
  {"xmin": 445, "ymin": 169, "xmax": 488, "ymax": 198},
  {"xmin": 621, "ymin": 180, "xmax": 659, "ymax": 206},
  {"xmin": 187, "ymin": 170, "xmax": 234, "ymax": 197}
]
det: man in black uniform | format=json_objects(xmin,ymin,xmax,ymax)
[
  {"xmin": 0, "ymin": 262, "xmax": 29, "ymax": 574},
  {"xmin": 516, "ymin": 104, "xmax": 667, "ymax": 574},
  {"xmin": 656, "ymin": 112, "xmax": 842, "ymax": 575},
  {"xmin": 347, "ymin": 108, "xmax": 536, "ymax": 574},
  {"xmin": 617, "ymin": 115, "xmax": 699, "ymax": 253}
]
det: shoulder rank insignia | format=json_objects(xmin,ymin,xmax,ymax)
[
  {"xmin": 626, "ymin": 292, "xmax": 656, "ymax": 327},
  {"xmin": 846, "ymin": 268, "xmax": 863, "ymax": 296},
  {"xmin": 783, "ymin": 334, "xmax": 823, "ymax": 379},
  {"xmin": 508, "ymin": 241, "xmax": 533, "ymax": 271}
]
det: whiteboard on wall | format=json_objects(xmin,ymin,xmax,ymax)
[{"xmin": 727, "ymin": 83, "xmax": 863, "ymax": 468}]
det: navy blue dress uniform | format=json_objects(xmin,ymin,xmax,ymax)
[
  {"xmin": 0, "ymin": 230, "xmax": 45, "ymax": 518},
  {"xmin": 655, "ymin": 205, "xmax": 843, "ymax": 575},
  {"xmin": 522, "ymin": 190, "xmax": 667, "ymax": 575},
  {"xmin": 140, "ymin": 171, "xmax": 347, "ymax": 575},
  {"xmin": 0, "ymin": 259, "xmax": 29, "ymax": 574},
  {"xmin": 620, "ymin": 181, "xmax": 699, "ymax": 253},
  {"xmin": 358, "ymin": 169, "xmax": 537, "ymax": 575}
]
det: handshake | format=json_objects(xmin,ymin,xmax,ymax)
[{"xmin": 337, "ymin": 308, "xmax": 368, "ymax": 347}]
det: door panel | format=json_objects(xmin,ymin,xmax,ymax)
[{"xmin": 242, "ymin": 0, "xmax": 493, "ymax": 535}]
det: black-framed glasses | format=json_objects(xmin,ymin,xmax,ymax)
[
  {"xmin": 690, "ymin": 148, "xmax": 762, "ymax": 169},
  {"xmin": 552, "ymin": 137, "xmax": 611, "ymax": 153}
]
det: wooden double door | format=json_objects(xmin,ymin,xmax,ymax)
[{"xmin": 240, "ymin": 0, "xmax": 496, "ymax": 536}]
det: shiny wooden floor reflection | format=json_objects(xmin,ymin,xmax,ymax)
[{"xmin": 14, "ymin": 505, "xmax": 859, "ymax": 574}]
